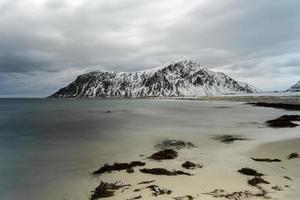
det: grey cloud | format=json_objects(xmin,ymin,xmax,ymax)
[{"xmin": 0, "ymin": 0, "xmax": 299, "ymax": 96}]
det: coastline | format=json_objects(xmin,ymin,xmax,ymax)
[{"xmin": 1, "ymin": 97, "xmax": 300, "ymax": 200}]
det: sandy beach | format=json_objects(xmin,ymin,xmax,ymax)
[
  {"xmin": 86, "ymin": 97, "xmax": 300, "ymax": 200},
  {"xmin": 90, "ymin": 130, "xmax": 300, "ymax": 200}
]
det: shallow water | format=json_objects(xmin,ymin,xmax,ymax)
[{"xmin": 0, "ymin": 98, "xmax": 299, "ymax": 200}]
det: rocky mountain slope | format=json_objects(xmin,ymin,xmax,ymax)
[
  {"xmin": 49, "ymin": 60, "xmax": 258, "ymax": 98},
  {"xmin": 288, "ymin": 81, "xmax": 300, "ymax": 92}
]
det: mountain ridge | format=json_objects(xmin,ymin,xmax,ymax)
[
  {"xmin": 287, "ymin": 81, "xmax": 300, "ymax": 92},
  {"xmin": 49, "ymin": 60, "xmax": 258, "ymax": 98}
]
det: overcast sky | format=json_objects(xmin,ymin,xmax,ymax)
[{"xmin": 0, "ymin": 0, "xmax": 299, "ymax": 97}]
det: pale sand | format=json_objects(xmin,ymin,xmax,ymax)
[
  {"xmin": 248, "ymin": 139, "xmax": 300, "ymax": 200},
  {"xmin": 90, "ymin": 137, "xmax": 300, "ymax": 200}
]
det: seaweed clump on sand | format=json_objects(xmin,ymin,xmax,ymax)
[
  {"xmin": 283, "ymin": 176, "xmax": 292, "ymax": 181},
  {"xmin": 173, "ymin": 195, "xmax": 194, "ymax": 200},
  {"xmin": 251, "ymin": 157, "xmax": 281, "ymax": 162},
  {"xmin": 149, "ymin": 149, "xmax": 178, "ymax": 160},
  {"xmin": 182, "ymin": 161, "xmax": 202, "ymax": 169},
  {"xmin": 213, "ymin": 135, "xmax": 248, "ymax": 144},
  {"xmin": 248, "ymin": 177, "xmax": 270, "ymax": 187},
  {"xmin": 146, "ymin": 184, "xmax": 172, "ymax": 196},
  {"xmin": 238, "ymin": 168, "xmax": 264, "ymax": 176},
  {"xmin": 93, "ymin": 161, "xmax": 145, "ymax": 174},
  {"xmin": 203, "ymin": 189, "xmax": 269, "ymax": 200},
  {"xmin": 137, "ymin": 180, "xmax": 155, "ymax": 185},
  {"xmin": 272, "ymin": 185, "xmax": 284, "ymax": 191},
  {"xmin": 90, "ymin": 181, "xmax": 131, "ymax": 200},
  {"xmin": 127, "ymin": 195, "xmax": 142, "ymax": 200},
  {"xmin": 140, "ymin": 168, "xmax": 192, "ymax": 176},
  {"xmin": 155, "ymin": 139, "xmax": 196, "ymax": 150},
  {"xmin": 287, "ymin": 152, "xmax": 299, "ymax": 159},
  {"xmin": 266, "ymin": 115, "xmax": 300, "ymax": 128},
  {"xmin": 126, "ymin": 168, "xmax": 134, "ymax": 173}
]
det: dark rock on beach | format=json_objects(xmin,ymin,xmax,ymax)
[
  {"xmin": 140, "ymin": 168, "xmax": 192, "ymax": 176},
  {"xmin": 287, "ymin": 152, "xmax": 299, "ymax": 159},
  {"xmin": 266, "ymin": 115, "xmax": 300, "ymax": 128},
  {"xmin": 248, "ymin": 102, "xmax": 300, "ymax": 111},
  {"xmin": 93, "ymin": 161, "xmax": 145, "ymax": 174},
  {"xmin": 182, "ymin": 161, "xmax": 202, "ymax": 169},
  {"xmin": 149, "ymin": 149, "xmax": 178, "ymax": 160},
  {"xmin": 267, "ymin": 119, "xmax": 298, "ymax": 128},
  {"xmin": 280, "ymin": 115, "xmax": 300, "ymax": 121},
  {"xmin": 238, "ymin": 168, "xmax": 264, "ymax": 176}
]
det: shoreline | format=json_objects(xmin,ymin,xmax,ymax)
[
  {"xmin": 85, "ymin": 97, "xmax": 300, "ymax": 200},
  {"xmin": 1, "ymin": 98, "xmax": 300, "ymax": 200}
]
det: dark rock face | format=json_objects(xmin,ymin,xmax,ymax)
[{"xmin": 49, "ymin": 60, "xmax": 256, "ymax": 98}]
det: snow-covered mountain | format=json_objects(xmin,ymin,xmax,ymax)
[
  {"xmin": 49, "ymin": 60, "xmax": 258, "ymax": 98},
  {"xmin": 238, "ymin": 81, "xmax": 260, "ymax": 93},
  {"xmin": 288, "ymin": 81, "xmax": 300, "ymax": 92}
]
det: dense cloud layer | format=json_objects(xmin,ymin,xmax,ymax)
[{"xmin": 0, "ymin": 0, "xmax": 299, "ymax": 96}]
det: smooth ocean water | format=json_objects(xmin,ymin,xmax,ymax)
[{"xmin": 0, "ymin": 98, "xmax": 299, "ymax": 200}]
